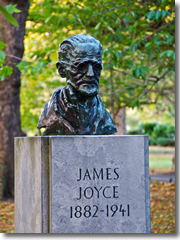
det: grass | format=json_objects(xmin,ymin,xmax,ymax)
[
  {"xmin": 149, "ymin": 146, "xmax": 174, "ymax": 171},
  {"xmin": 149, "ymin": 154, "xmax": 173, "ymax": 170},
  {"xmin": 149, "ymin": 146, "xmax": 175, "ymax": 154}
]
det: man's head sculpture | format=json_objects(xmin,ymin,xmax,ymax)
[
  {"xmin": 56, "ymin": 34, "xmax": 103, "ymax": 97},
  {"xmin": 37, "ymin": 34, "xmax": 117, "ymax": 135}
]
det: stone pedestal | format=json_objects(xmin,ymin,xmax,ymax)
[{"xmin": 15, "ymin": 136, "xmax": 150, "ymax": 233}]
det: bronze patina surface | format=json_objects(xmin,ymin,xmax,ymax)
[{"xmin": 37, "ymin": 34, "xmax": 117, "ymax": 135}]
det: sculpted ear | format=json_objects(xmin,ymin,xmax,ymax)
[{"xmin": 56, "ymin": 61, "xmax": 66, "ymax": 78}]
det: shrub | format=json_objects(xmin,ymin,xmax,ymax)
[
  {"xmin": 157, "ymin": 137, "xmax": 175, "ymax": 146},
  {"xmin": 148, "ymin": 136, "xmax": 158, "ymax": 146},
  {"xmin": 167, "ymin": 125, "xmax": 175, "ymax": 138},
  {"xmin": 127, "ymin": 122, "xmax": 175, "ymax": 146},
  {"xmin": 152, "ymin": 124, "xmax": 169, "ymax": 138},
  {"xmin": 140, "ymin": 122, "xmax": 157, "ymax": 135},
  {"xmin": 127, "ymin": 129, "xmax": 142, "ymax": 135}
]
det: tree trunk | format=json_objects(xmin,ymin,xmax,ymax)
[
  {"xmin": 0, "ymin": 0, "xmax": 29, "ymax": 198},
  {"xmin": 115, "ymin": 107, "xmax": 126, "ymax": 135}
]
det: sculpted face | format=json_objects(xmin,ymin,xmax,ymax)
[{"xmin": 58, "ymin": 43, "xmax": 103, "ymax": 97}]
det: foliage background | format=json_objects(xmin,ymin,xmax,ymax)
[{"xmin": 14, "ymin": 0, "xmax": 175, "ymax": 135}]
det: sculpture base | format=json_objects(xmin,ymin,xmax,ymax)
[{"xmin": 15, "ymin": 136, "xmax": 150, "ymax": 233}]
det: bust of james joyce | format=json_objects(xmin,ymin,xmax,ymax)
[{"xmin": 37, "ymin": 34, "xmax": 117, "ymax": 135}]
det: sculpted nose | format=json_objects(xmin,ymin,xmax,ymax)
[{"xmin": 86, "ymin": 64, "xmax": 94, "ymax": 77}]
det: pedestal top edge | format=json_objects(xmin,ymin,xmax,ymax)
[{"xmin": 15, "ymin": 135, "xmax": 148, "ymax": 139}]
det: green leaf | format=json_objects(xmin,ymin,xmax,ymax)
[
  {"xmin": 130, "ymin": 100, "xmax": 140, "ymax": 109},
  {"xmin": 6, "ymin": 4, "xmax": 21, "ymax": 14},
  {"xmin": 147, "ymin": 11, "xmax": 155, "ymax": 20},
  {"xmin": 167, "ymin": 50, "xmax": 173, "ymax": 57},
  {"xmin": 145, "ymin": 42, "xmax": 151, "ymax": 48},
  {"xmin": 116, "ymin": 33, "xmax": 122, "ymax": 42},
  {"xmin": 17, "ymin": 60, "xmax": 29, "ymax": 74},
  {"xmin": 117, "ymin": 50, "xmax": 122, "ymax": 58},
  {"xmin": 133, "ymin": 44, "xmax": 137, "ymax": 53},
  {"xmin": 135, "ymin": 68, "xmax": 140, "ymax": 77},
  {"xmin": 0, "ymin": 66, "xmax": 12, "ymax": 81},
  {"xmin": 155, "ymin": 10, "xmax": 161, "ymax": 21},
  {"xmin": 173, "ymin": 52, "xmax": 175, "ymax": 60},
  {"xmin": 95, "ymin": 22, "xmax": 101, "ymax": 30},
  {"xmin": 155, "ymin": 41, "xmax": 162, "ymax": 45},
  {"xmin": 139, "ymin": 66, "xmax": 149, "ymax": 79},
  {"xmin": 0, "ymin": 50, "xmax": 6, "ymax": 63},
  {"xmin": 45, "ymin": 16, "xmax": 53, "ymax": 24},
  {"xmin": 104, "ymin": 20, "xmax": 115, "ymax": 34},
  {"xmin": 166, "ymin": 11, "xmax": 171, "ymax": 17},
  {"xmin": 114, "ymin": 49, "xmax": 119, "ymax": 58},
  {"xmin": 154, "ymin": 34, "xmax": 160, "ymax": 42},
  {"xmin": 0, "ymin": 5, "xmax": 19, "ymax": 26},
  {"xmin": 159, "ymin": 51, "xmax": 167, "ymax": 58},
  {"xmin": 103, "ymin": 48, "xmax": 111, "ymax": 58},
  {"xmin": 140, "ymin": 66, "xmax": 149, "ymax": 73},
  {"xmin": 158, "ymin": 66, "xmax": 163, "ymax": 74},
  {"xmin": 104, "ymin": 63, "xmax": 110, "ymax": 70},
  {"xmin": 117, "ymin": 28, "xmax": 127, "ymax": 33},
  {"xmin": 0, "ymin": 41, "xmax": 7, "ymax": 51},
  {"xmin": 161, "ymin": 10, "xmax": 167, "ymax": 18},
  {"xmin": 166, "ymin": 35, "xmax": 174, "ymax": 44},
  {"xmin": 114, "ymin": 49, "xmax": 122, "ymax": 59},
  {"xmin": 106, "ymin": 34, "xmax": 113, "ymax": 44}
]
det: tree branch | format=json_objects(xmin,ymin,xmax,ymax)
[
  {"xmin": 100, "ymin": 85, "xmax": 144, "ymax": 97},
  {"xmin": 7, "ymin": 55, "xmax": 32, "ymax": 63},
  {"xmin": 100, "ymin": 70, "xmax": 169, "ymax": 100},
  {"xmin": 86, "ymin": 1, "xmax": 142, "ymax": 20},
  {"xmin": 121, "ymin": 20, "xmax": 175, "ymax": 55},
  {"xmin": 7, "ymin": 54, "xmax": 22, "ymax": 61},
  {"xmin": 135, "ymin": 70, "xmax": 169, "ymax": 100},
  {"xmin": 144, "ymin": 20, "xmax": 175, "ymax": 41},
  {"xmin": 111, "ymin": 67, "xmax": 130, "ymax": 75}
]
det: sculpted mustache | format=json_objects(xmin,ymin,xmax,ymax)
[{"xmin": 76, "ymin": 79, "xmax": 99, "ymax": 86}]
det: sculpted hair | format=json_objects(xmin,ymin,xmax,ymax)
[{"xmin": 58, "ymin": 34, "xmax": 103, "ymax": 62}]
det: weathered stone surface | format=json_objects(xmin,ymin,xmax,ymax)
[
  {"xmin": 15, "ymin": 136, "xmax": 150, "ymax": 233},
  {"xmin": 15, "ymin": 137, "xmax": 49, "ymax": 233}
]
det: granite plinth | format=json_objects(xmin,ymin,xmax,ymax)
[{"xmin": 15, "ymin": 136, "xmax": 150, "ymax": 233}]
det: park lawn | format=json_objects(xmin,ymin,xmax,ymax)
[
  {"xmin": 149, "ymin": 154, "xmax": 173, "ymax": 170},
  {"xmin": 149, "ymin": 146, "xmax": 175, "ymax": 154},
  {"xmin": 149, "ymin": 145, "xmax": 174, "ymax": 172}
]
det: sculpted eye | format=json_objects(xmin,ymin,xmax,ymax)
[
  {"xmin": 78, "ymin": 63, "xmax": 87, "ymax": 73},
  {"xmin": 93, "ymin": 64, "xmax": 102, "ymax": 74}
]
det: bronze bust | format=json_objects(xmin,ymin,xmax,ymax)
[{"xmin": 37, "ymin": 34, "xmax": 117, "ymax": 135}]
